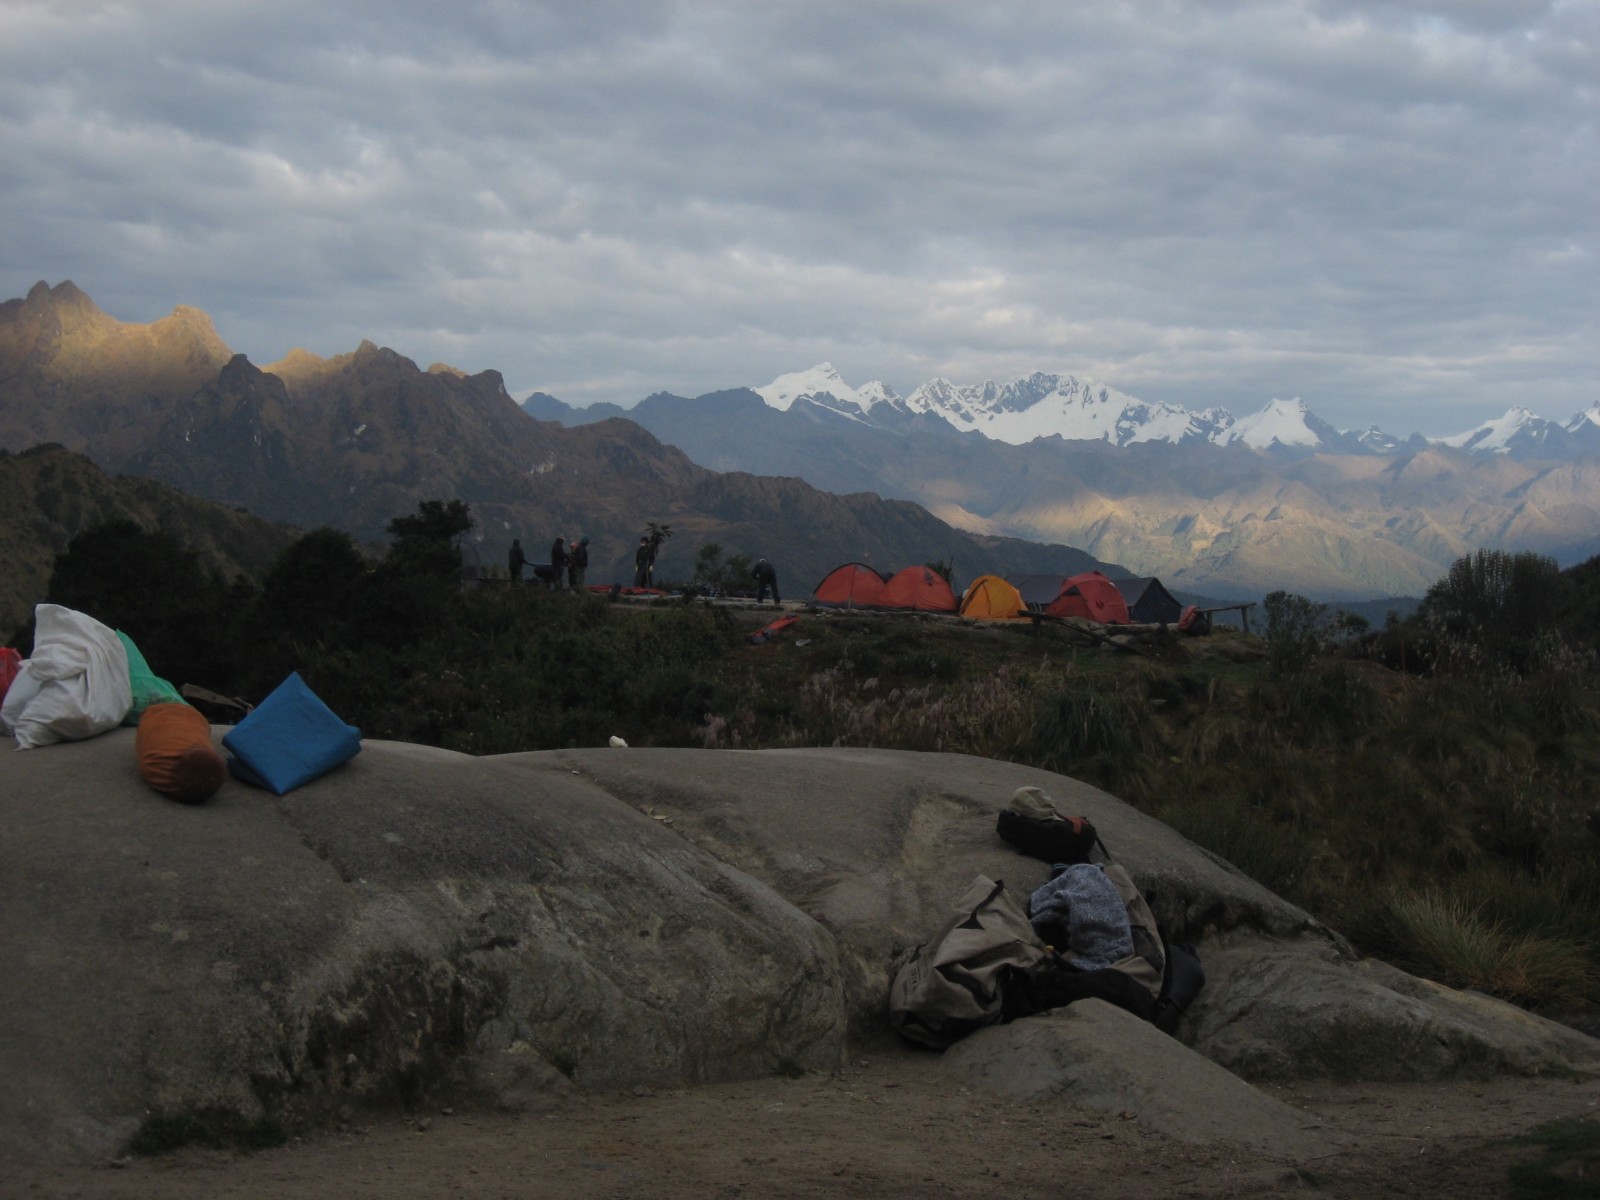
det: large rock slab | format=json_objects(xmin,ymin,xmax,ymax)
[
  {"xmin": 542, "ymin": 747, "xmax": 1600, "ymax": 1083},
  {"xmin": 0, "ymin": 732, "xmax": 847, "ymax": 1164},
  {"xmin": 1191, "ymin": 934, "xmax": 1600, "ymax": 1082},
  {"xmin": 942, "ymin": 1000, "xmax": 1333, "ymax": 1159},
  {"xmin": 3, "ymin": 737, "xmax": 1595, "ymax": 1167}
]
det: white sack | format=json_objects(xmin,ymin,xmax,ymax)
[{"xmin": 1, "ymin": 604, "xmax": 133, "ymax": 749}]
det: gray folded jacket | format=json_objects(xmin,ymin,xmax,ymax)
[{"xmin": 1028, "ymin": 862, "xmax": 1134, "ymax": 970}]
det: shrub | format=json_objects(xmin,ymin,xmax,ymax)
[
  {"xmin": 1421, "ymin": 549, "xmax": 1565, "ymax": 640},
  {"xmin": 1262, "ymin": 591, "xmax": 1327, "ymax": 676},
  {"xmin": 1032, "ymin": 687, "xmax": 1130, "ymax": 765}
]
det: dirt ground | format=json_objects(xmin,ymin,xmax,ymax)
[{"xmin": 13, "ymin": 1038, "xmax": 1599, "ymax": 1200}]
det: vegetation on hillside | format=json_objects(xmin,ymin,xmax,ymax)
[{"xmin": 12, "ymin": 507, "xmax": 1600, "ymax": 1014}]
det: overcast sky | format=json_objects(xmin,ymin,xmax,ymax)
[{"xmin": 2, "ymin": 1, "xmax": 1594, "ymax": 435}]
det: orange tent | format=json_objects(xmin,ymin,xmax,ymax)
[
  {"xmin": 812, "ymin": 562, "xmax": 890, "ymax": 608},
  {"xmin": 1044, "ymin": 571, "xmax": 1130, "ymax": 624},
  {"xmin": 959, "ymin": 574, "xmax": 1027, "ymax": 620},
  {"xmin": 880, "ymin": 566, "xmax": 958, "ymax": 613}
]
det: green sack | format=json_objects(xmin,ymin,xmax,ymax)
[{"xmin": 117, "ymin": 631, "xmax": 185, "ymax": 725}]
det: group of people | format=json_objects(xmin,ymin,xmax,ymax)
[
  {"xmin": 506, "ymin": 535, "xmax": 589, "ymax": 590},
  {"xmin": 506, "ymin": 536, "xmax": 780, "ymax": 604}
]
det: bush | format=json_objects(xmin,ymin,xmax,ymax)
[
  {"xmin": 1262, "ymin": 591, "xmax": 1327, "ymax": 676},
  {"xmin": 43, "ymin": 519, "xmax": 242, "ymax": 686}
]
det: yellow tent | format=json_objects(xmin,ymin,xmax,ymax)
[{"xmin": 959, "ymin": 574, "xmax": 1027, "ymax": 619}]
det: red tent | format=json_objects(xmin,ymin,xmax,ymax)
[
  {"xmin": 880, "ymin": 566, "xmax": 959, "ymax": 613},
  {"xmin": 1044, "ymin": 571, "xmax": 1130, "ymax": 624},
  {"xmin": 812, "ymin": 562, "xmax": 890, "ymax": 608}
]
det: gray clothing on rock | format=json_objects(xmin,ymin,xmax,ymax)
[{"xmin": 1028, "ymin": 863, "xmax": 1133, "ymax": 971}]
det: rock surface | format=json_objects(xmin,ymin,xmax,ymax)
[
  {"xmin": 942, "ymin": 1000, "xmax": 1333, "ymax": 1157},
  {"xmin": 2, "ymin": 735, "xmax": 1595, "ymax": 1166}
]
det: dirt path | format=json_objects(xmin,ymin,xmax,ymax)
[{"xmin": 15, "ymin": 1039, "xmax": 1600, "ymax": 1200}]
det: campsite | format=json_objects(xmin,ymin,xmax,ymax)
[{"xmin": 4, "ymin": 512, "xmax": 1600, "ymax": 1197}]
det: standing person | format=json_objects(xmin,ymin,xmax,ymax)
[
  {"xmin": 753, "ymin": 558, "xmax": 781, "ymax": 605},
  {"xmin": 507, "ymin": 538, "xmax": 527, "ymax": 584},
  {"xmin": 634, "ymin": 536, "xmax": 652, "ymax": 588},
  {"xmin": 549, "ymin": 535, "xmax": 569, "ymax": 590},
  {"xmin": 569, "ymin": 535, "xmax": 589, "ymax": 591}
]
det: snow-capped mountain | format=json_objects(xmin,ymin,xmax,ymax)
[
  {"xmin": 517, "ymin": 362, "xmax": 1600, "ymax": 599},
  {"xmin": 748, "ymin": 364, "xmax": 1595, "ymax": 461},
  {"xmin": 1431, "ymin": 406, "xmax": 1563, "ymax": 456},
  {"xmin": 757, "ymin": 365, "xmax": 1237, "ymax": 447},
  {"xmin": 898, "ymin": 372, "xmax": 1228, "ymax": 446},
  {"xmin": 753, "ymin": 363, "xmax": 899, "ymax": 422}
]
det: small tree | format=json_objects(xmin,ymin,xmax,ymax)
[
  {"xmin": 258, "ymin": 528, "xmax": 370, "ymax": 643},
  {"xmin": 1421, "ymin": 549, "xmax": 1564, "ymax": 642},
  {"xmin": 691, "ymin": 542, "xmax": 753, "ymax": 593},
  {"xmin": 386, "ymin": 499, "xmax": 473, "ymax": 578},
  {"xmin": 925, "ymin": 558, "xmax": 953, "ymax": 584},
  {"xmin": 1263, "ymin": 590, "xmax": 1327, "ymax": 675},
  {"xmin": 43, "ymin": 519, "xmax": 239, "ymax": 686},
  {"xmin": 1330, "ymin": 611, "xmax": 1370, "ymax": 643},
  {"xmin": 640, "ymin": 521, "xmax": 673, "ymax": 583}
]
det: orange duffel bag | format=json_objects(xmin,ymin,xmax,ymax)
[{"xmin": 136, "ymin": 702, "xmax": 226, "ymax": 805}]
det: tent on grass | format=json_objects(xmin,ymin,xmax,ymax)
[
  {"xmin": 1043, "ymin": 571, "xmax": 1131, "ymax": 624},
  {"xmin": 880, "ymin": 566, "xmax": 959, "ymax": 613},
  {"xmin": 1011, "ymin": 574, "xmax": 1072, "ymax": 609},
  {"xmin": 812, "ymin": 562, "xmax": 891, "ymax": 608},
  {"xmin": 1112, "ymin": 577, "xmax": 1185, "ymax": 625},
  {"xmin": 959, "ymin": 574, "xmax": 1028, "ymax": 620}
]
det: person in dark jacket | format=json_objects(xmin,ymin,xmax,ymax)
[
  {"xmin": 508, "ymin": 538, "xmax": 527, "ymax": 584},
  {"xmin": 634, "ymin": 537, "xmax": 653, "ymax": 588},
  {"xmin": 550, "ymin": 535, "xmax": 569, "ymax": 590},
  {"xmin": 753, "ymin": 558, "xmax": 781, "ymax": 605},
  {"xmin": 569, "ymin": 535, "xmax": 589, "ymax": 590}
]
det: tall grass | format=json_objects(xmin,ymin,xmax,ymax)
[{"xmin": 1359, "ymin": 888, "xmax": 1597, "ymax": 1007}]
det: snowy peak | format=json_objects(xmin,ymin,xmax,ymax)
[
  {"xmin": 1432, "ymin": 406, "xmax": 1560, "ymax": 455},
  {"xmin": 899, "ymin": 372, "xmax": 1217, "ymax": 447},
  {"xmin": 749, "ymin": 366, "xmax": 1590, "ymax": 459},
  {"xmin": 754, "ymin": 363, "xmax": 899, "ymax": 416},
  {"xmin": 1215, "ymin": 398, "xmax": 1329, "ymax": 450},
  {"xmin": 1565, "ymin": 406, "xmax": 1600, "ymax": 434}
]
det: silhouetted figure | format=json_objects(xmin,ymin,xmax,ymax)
[
  {"xmin": 550, "ymin": 536, "xmax": 569, "ymax": 590},
  {"xmin": 634, "ymin": 536, "xmax": 653, "ymax": 588},
  {"xmin": 570, "ymin": 535, "xmax": 589, "ymax": 590},
  {"xmin": 753, "ymin": 558, "xmax": 781, "ymax": 605},
  {"xmin": 508, "ymin": 538, "xmax": 527, "ymax": 583}
]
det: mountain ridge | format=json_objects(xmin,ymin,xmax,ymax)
[
  {"xmin": 0, "ymin": 282, "xmax": 1117, "ymax": 599},
  {"xmin": 526, "ymin": 379, "xmax": 1600, "ymax": 599}
]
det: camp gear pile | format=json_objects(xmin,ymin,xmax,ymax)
[
  {"xmin": 890, "ymin": 785, "xmax": 1204, "ymax": 1047},
  {"xmin": 3, "ymin": 603, "xmax": 362, "ymax": 802}
]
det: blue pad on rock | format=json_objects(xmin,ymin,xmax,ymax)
[{"xmin": 222, "ymin": 672, "xmax": 361, "ymax": 795}]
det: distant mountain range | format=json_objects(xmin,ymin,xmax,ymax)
[
  {"xmin": 539, "ymin": 361, "xmax": 1600, "ymax": 461},
  {"xmin": 524, "ymin": 364, "xmax": 1600, "ymax": 600},
  {"xmin": 8, "ymin": 278, "xmax": 1593, "ymax": 606},
  {"xmin": 0, "ymin": 282, "xmax": 1114, "ymax": 625}
]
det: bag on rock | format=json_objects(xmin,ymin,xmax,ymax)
[
  {"xmin": 118, "ymin": 631, "xmax": 184, "ymax": 725},
  {"xmin": 1, "ymin": 604, "xmax": 132, "ymax": 749},
  {"xmin": 996, "ymin": 786, "xmax": 1097, "ymax": 864},
  {"xmin": 222, "ymin": 672, "xmax": 361, "ymax": 795},
  {"xmin": 136, "ymin": 702, "xmax": 227, "ymax": 804},
  {"xmin": 889, "ymin": 876, "xmax": 1051, "ymax": 1049}
]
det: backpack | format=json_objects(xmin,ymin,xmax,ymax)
[
  {"xmin": 995, "ymin": 786, "xmax": 1098, "ymax": 864},
  {"xmin": 1001, "ymin": 787, "xmax": 1205, "ymax": 1033},
  {"xmin": 889, "ymin": 876, "xmax": 1051, "ymax": 1049}
]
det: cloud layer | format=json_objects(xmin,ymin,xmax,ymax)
[{"xmin": 2, "ymin": 0, "xmax": 1594, "ymax": 433}]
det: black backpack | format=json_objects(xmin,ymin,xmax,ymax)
[{"xmin": 995, "ymin": 805, "xmax": 1098, "ymax": 865}]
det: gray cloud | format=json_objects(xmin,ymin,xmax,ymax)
[{"xmin": 1, "ymin": 0, "xmax": 1593, "ymax": 435}]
